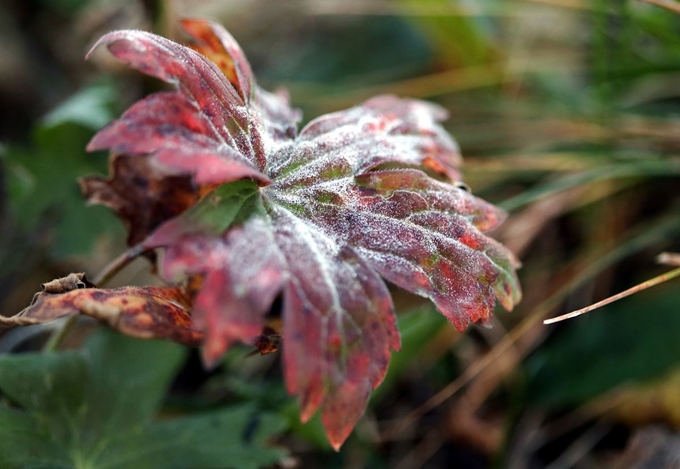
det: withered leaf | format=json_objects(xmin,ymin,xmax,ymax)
[
  {"xmin": 39, "ymin": 272, "xmax": 94, "ymax": 295},
  {"xmin": 2, "ymin": 280, "xmax": 203, "ymax": 347},
  {"xmin": 252, "ymin": 326, "xmax": 281, "ymax": 356},
  {"xmin": 80, "ymin": 155, "xmax": 199, "ymax": 245},
  {"xmin": 85, "ymin": 19, "xmax": 522, "ymax": 449}
]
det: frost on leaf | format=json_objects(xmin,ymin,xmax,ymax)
[{"xmin": 82, "ymin": 19, "xmax": 522, "ymax": 450}]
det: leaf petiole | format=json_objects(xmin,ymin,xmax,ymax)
[
  {"xmin": 43, "ymin": 243, "xmax": 147, "ymax": 352},
  {"xmin": 93, "ymin": 242, "xmax": 147, "ymax": 285}
]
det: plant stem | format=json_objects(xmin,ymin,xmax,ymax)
[
  {"xmin": 43, "ymin": 317, "xmax": 78, "ymax": 352},
  {"xmin": 44, "ymin": 243, "xmax": 147, "ymax": 352},
  {"xmin": 93, "ymin": 243, "xmax": 147, "ymax": 285}
]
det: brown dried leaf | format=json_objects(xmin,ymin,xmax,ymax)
[
  {"xmin": 39, "ymin": 272, "xmax": 95, "ymax": 294},
  {"xmin": 80, "ymin": 155, "xmax": 200, "ymax": 245},
  {"xmin": 252, "ymin": 326, "xmax": 281, "ymax": 356},
  {"xmin": 1, "ymin": 279, "xmax": 203, "ymax": 347}
]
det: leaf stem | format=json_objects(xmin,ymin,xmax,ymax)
[
  {"xmin": 43, "ymin": 317, "xmax": 78, "ymax": 353},
  {"xmin": 43, "ymin": 243, "xmax": 147, "ymax": 353},
  {"xmin": 93, "ymin": 243, "xmax": 147, "ymax": 286}
]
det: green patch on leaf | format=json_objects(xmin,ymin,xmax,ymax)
[{"xmin": 180, "ymin": 180, "xmax": 262, "ymax": 235}]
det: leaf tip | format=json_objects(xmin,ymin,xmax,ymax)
[
  {"xmin": 200, "ymin": 337, "xmax": 228, "ymax": 369},
  {"xmin": 85, "ymin": 36, "xmax": 107, "ymax": 61},
  {"xmin": 324, "ymin": 419, "xmax": 354, "ymax": 452},
  {"xmin": 85, "ymin": 30, "xmax": 138, "ymax": 61}
]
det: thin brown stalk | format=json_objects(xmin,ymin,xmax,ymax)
[
  {"xmin": 639, "ymin": 0, "xmax": 680, "ymax": 14},
  {"xmin": 43, "ymin": 243, "xmax": 147, "ymax": 353},
  {"xmin": 656, "ymin": 251, "xmax": 680, "ymax": 266},
  {"xmin": 379, "ymin": 312, "xmax": 543, "ymax": 442},
  {"xmin": 544, "ymin": 266, "xmax": 680, "ymax": 324},
  {"xmin": 92, "ymin": 243, "xmax": 147, "ymax": 286}
]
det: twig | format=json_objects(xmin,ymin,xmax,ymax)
[
  {"xmin": 43, "ymin": 243, "xmax": 148, "ymax": 352},
  {"xmin": 544, "ymin": 265, "xmax": 680, "ymax": 324},
  {"xmin": 92, "ymin": 243, "xmax": 147, "ymax": 286},
  {"xmin": 638, "ymin": 0, "xmax": 680, "ymax": 14},
  {"xmin": 657, "ymin": 251, "xmax": 680, "ymax": 267},
  {"xmin": 544, "ymin": 423, "xmax": 610, "ymax": 469},
  {"xmin": 43, "ymin": 317, "xmax": 78, "ymax": 353}
]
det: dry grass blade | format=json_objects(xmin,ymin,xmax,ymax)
[
  {"xmin": 638, "ymin": 0, "xmax": 680, "ymax": 14},
  {"xmin": 516, "ymin": 0, "xmax": 593, "ymax": 10},
  {"xmin": 657, "ymin": 252, "xmax": 680, "ymax": 267},
  {"xmin": 544, "ymin": 265, "xmax": 680, "ymax": 324},
  {"xmin": 393, "ymin": 427, "xmax": 445, "ymax": 469},
  {"xmin": 543, "ymin": 423, "xmax": 611, "ymax": 469},
  {"xmin": 305, "ymin": 0, "xmax": 516, "ymax": 16},
  {"xmin": 379, "ymin": 305, "xmax": 551, "ymax": 442}
]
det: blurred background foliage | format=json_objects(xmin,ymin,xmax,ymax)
[{"xmin": 1, "ymin": 0, "xmax": 680, "ymax": 468}]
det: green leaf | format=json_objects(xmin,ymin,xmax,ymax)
[
  {"xmin": 0, "ymin": 406, "xmax": 71, "ymax": 468},
  {"xmin": 121, "ymin": 406, "xmax": 288, "ymax": 469},
  {"xmin": 0, "ymin": 329, "xmax": 288, "ymax": 469},
  {"xmin": 146, "ymin": 179, "xmax": 263, "ymax": 244},
  {"xmin": 3, "ymin": 83, "xmax": 123, "ymax": 259},
  {"xmin": 42, "ymin": 84, "xmax": 116, "ymax": 131}
]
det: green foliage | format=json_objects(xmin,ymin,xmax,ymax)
[
  {"xmin": 3, "ymin": 83, "xmax": 122, "ymax": 259},
  {"xmin": 373, "ymin": 305, "xmax": 448, "ymax": 400},
  {"xmin": 260, "ymin": 16, "xmax": 432, "ymax": 86},
  {"xmin": 396, "ymin": 0, "xmax": 495, "ymax": 67},
  {"xmin": 0, "ymin": 329, "xmax": 288, "ymax": 469}
]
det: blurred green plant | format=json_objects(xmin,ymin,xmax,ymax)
[
  {"xmin": 0, "ymin": 328, "xmax": 288, "ymax": 469},
  {"xmin": 3, "ymin": 83, "xmax": 122, "ymax": 259}
]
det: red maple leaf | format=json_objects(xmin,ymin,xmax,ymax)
[{"xmin": 84, "ymin": 19, "xmax": 521, "ymax": 449}]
